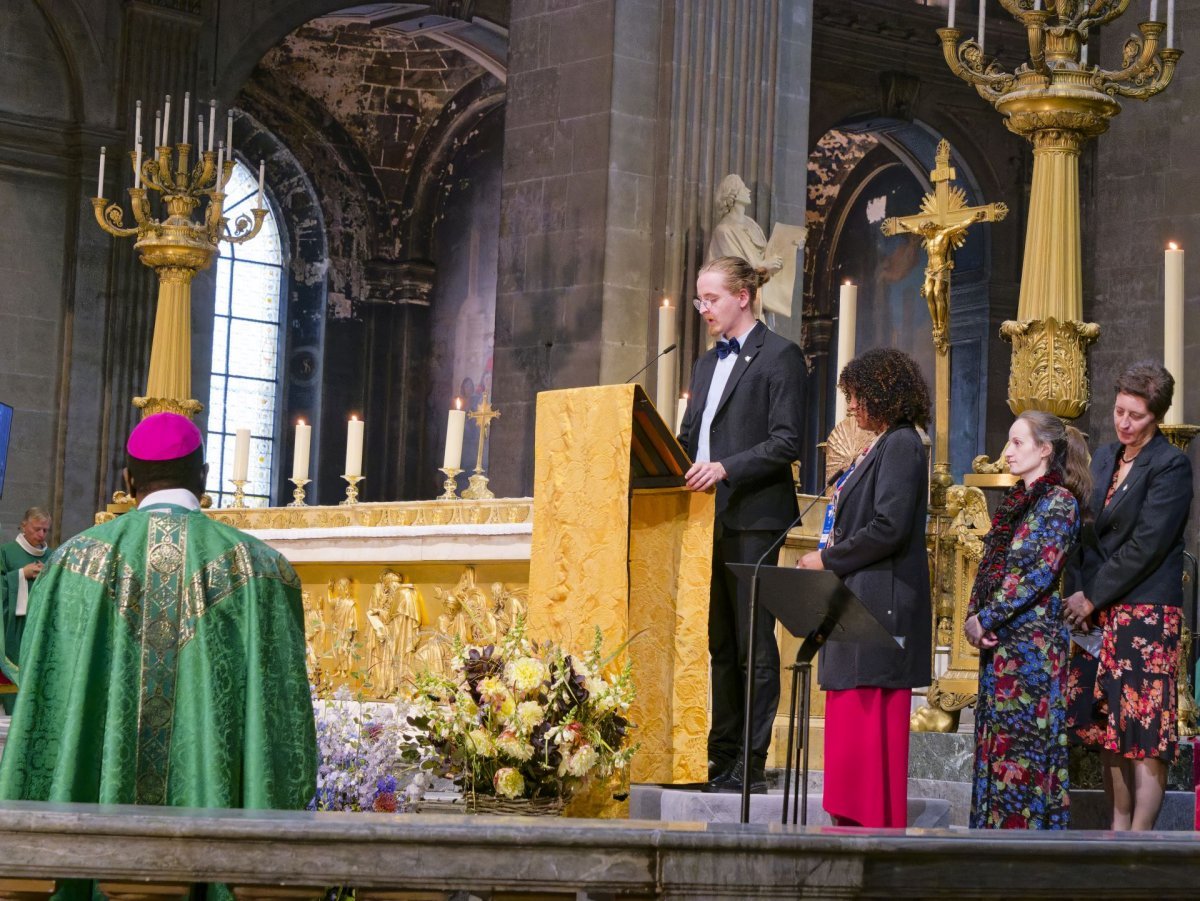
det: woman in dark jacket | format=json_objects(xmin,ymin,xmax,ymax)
[
  {"xmin": 798, "ymin": 348, "xmax": 931, "ymax": 828},
  {"xmin": 1066, "ymin": 360, "xmax": 1193, "ymax": 831}
]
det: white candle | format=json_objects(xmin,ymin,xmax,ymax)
[
  {"xmin": 134, "ymin": 141, "xmax": 142, "ymax": 190},
  {"xmin": 978, "ymin": 0, "xmax": 986, "ymax": 54},
  {"xmin": 292, "ymin": 420, "xmax": 311, "ymax": 481},
  {"xmin": 444, "ymin": 398, "xmax": 467, "ymax": 469},
  {"xmin": 835, "ymin": 281, "xmax": 858, "ymax": 422},
  {"xmin": 948, "ymin": 0, "xmax": 956, "ymax": 28},
  {"xmin": 675, "ymin": 393, "xmax": 688, "ymax": 435},
  {"xmin": 181, "ymin": 92, "xmax": 190, "ymax": 143},
  {"xmin": 257, "ymin": 159, "xmax": 265, "ymax": 209},
  {"xmin": 345, "ymin": 416, "xmax": 365, "ymax": 477},
  {"xmin": 1151, "ymin": 1, "xmax": 1160, "ymax": 22},
  {"xmin": 207, "ymin": 100, "xmax": 216, "ymax": 151},
  {"xmin": 134, "ymin": 100, "xmax": 142, "ymax": 145},
  {"xmin": 1081, "ymin": 42, "xmax": 1088, "ymax": 66},
  {"xmin": 1167, "ymin": 0, "xmax": 1175, "ymax": 47},
  {"xmin": 1165, "ymin": 242, "xmax": 1185, "ymax": 424},
  {"xmin": 97, "ymin": 146, "xmax": 105, "ymax": 198},
  {"xmin": 216, "ymin": 142, "xmax": 225, "ymax": 189},
  {"xmin": 197, "ymin": 115, "xmax": 204, "ymax": 152},
  {"xmin": 162, "ymin": 94, "xmax": 171, "ymax": 146},
  {"xmin": 226, "ymin": 110, "xmax": 234, "ymax": 155},
  {"xmin": 656, "ymin": 297, "xmax": 677, "ymax": 416},
  {"xmin": 154, "ymin": 111, "xmax": 161, "ymax": 158},
  {"xmin": 232, "ymin": 428, "xmax": 251, "ymax": 481}
]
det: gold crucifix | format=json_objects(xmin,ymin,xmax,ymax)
[
  {"xmin": 881, "ymin": 139, "xmax": 1007, "ymax": 508},
  {"xmin": 881, "ymin": 139, "xmax": 1007, "ymax": 355},
  {"xmin": 461, "ymin": 391, "xmax": 501, "ymax": 500}
]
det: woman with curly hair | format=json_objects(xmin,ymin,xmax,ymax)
[
  {"xmin": 798, "ymin": 347, "xmax": 931, "ymax": 827},
  {"xmin": 966, "ymin": 411, "xmax": 1090, "ymax": 829}
]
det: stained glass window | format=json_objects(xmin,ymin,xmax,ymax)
[{"xmin": 206, "ymin": 160, "xmax": 284, "ymax": 508}]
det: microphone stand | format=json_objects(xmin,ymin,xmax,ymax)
[
  {"xmin": 738, "ymin": 469, "xmax": 843, "ymax": 824},
  {"xmin": 625, "ymin": 343, "xmax": 677, "ymax": 384}
]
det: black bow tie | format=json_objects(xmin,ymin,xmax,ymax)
[{"xmin": 716, "ymin": 337, "xmax": 741, "ymax": 360}]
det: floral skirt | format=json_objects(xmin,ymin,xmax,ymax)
[{"xmin": 1066, "ymin": 603, "xmax": 1182, "ymax": 760}]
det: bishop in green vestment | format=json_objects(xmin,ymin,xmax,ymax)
[
  {"xmin": 0, "ymin": 506, "xmax": 52, "ymax": 682},
  {"xmin": 0, "ymin": 413, "xmax": 317, "ymax": 813}
]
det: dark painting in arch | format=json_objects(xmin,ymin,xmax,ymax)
[{"xmin": 0, "ymin": 402, "xmax": 12, "ymax": 499}]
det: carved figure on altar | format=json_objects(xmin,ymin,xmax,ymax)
[
  {"xmin": 300, "ymin": 588, "xmax": 328, "ymax": 685},
  {"xmin": 327, "ymin": 576, "xmax": 360, "ymax": 680},
  {"xmin": 434, "ymin": 566, "xmax": 496, "ymax": 643},
  {"xmin": 916, "ymin": 211, "xmax": 986, "ymax": 353},
  {"xmin": 490, "ymin": 581, "xmax": 528, "ymax": 636},
  {"xmin": 365, "ymin": 569, "xmax": 422, "ymax": 696}
]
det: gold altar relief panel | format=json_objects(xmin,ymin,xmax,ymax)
[{"xmin": 296, "ymin": 562, "xmax": 530, "ymax": 699}]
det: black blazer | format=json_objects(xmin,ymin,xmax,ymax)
[
  {"xmin": 1076, "ymin": 432, "xmax": 1192, "ymax": 610},
  {"xmin": 677, "ymin": 321, "xmax": 805, "ymax": 532},
  {"xmin": 817, "ymin": 423, "xmax": 932, "ymax": 691}
]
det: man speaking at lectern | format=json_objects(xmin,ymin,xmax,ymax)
[{"xmin": 677, "ymin": 255, "xmax": 805, "ymax": 794}]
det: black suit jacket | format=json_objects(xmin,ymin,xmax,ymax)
[
  {"xmin": 1075, "ymin": 432, "xmax": 1192, "ymax": 610},
  {"xmin": 677, "ymin": 321, "xmax": 805, "ymax": 532},
  {"xmin": 817, "ymin": 423, "xmax": 932, "ymax": 690}
]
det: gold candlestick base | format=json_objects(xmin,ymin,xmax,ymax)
[
  {"xmin": 461, "ymin": 471, "xmax": 494, "ymax": 500},
  {"xmin": 288, "ymin": 478, "xmax": 310, "ymax": 507},
  {"xmin": 228, "ymin": 479, "xmax": 248, "ymax": 508},
  {"xmin": 1160, "ymin": 423, "xmax": 1200, "ymax": 452},
  {"xmin": 340, "ymin": 474, "xmax": 364, "ymax": 505},
  {"xmin": 437, "ymin": 467, "xmax": 462, "ymax": 500}
]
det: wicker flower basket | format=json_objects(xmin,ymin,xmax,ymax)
[{"xmin": 417, "ymin": 793, "xmax": 565, "ymax": 817}]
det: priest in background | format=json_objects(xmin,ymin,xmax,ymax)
[
  {"xmin": 0, "ymin": 412, "xmax": 316, "ymax": 816},
  {"xmin": 0, "ymin": 506, "xmax": 52, "ymax": 706}
]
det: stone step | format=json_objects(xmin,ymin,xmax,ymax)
[{"xmin": 629, "ymin": 784, "xmax": 951, "ymax": 828}]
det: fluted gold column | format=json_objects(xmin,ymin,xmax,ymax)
[{"xmin": 1017, "ymin": 130, "xmax": 1084, "ymax": 322}]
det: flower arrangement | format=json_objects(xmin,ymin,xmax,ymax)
[
  {"xmin": 407, "ymin": 617, "xmax": 637, "ymax": 807},
  {"xmin": 308, "ymin": 686, "xmax": 430, "ymax": 813}
]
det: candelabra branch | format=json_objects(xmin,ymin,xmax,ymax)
[
  {"xmin": 91, "ymin": 197, "xmax": 139, "ymax": 238},
  {"xmin": 1094, "ymin": 22, "xmax": 1165, "ymax": 89},
  {"xmin": 937, "ymin": 29, "xmax": 1018, "ymax": 102},
  {"xmin": 221, "ymin": 208, "xmax": 268, "ymax": 244},
  {"xmin": 1097, "ymin": 46, "xmax": 1180, "ymax": 100},
  {"xmin": 1077, "ymin": 0, "xmax": 1132, "ymax": 33}
]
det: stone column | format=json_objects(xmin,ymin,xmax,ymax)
[{"xmin": 492, "ymin": 0, "xmax": 813, "ymax": 496}]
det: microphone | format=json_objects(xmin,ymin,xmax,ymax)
[
  {"xmin": 738, "ymin": 465, "xmax": 844, "ymax": 821},
  {"xmin": 624, "ymin": 343, "xmax": 677, "ymax": 384}
]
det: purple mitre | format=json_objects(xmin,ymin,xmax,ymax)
[{"xmin": 127, "ymin": 412, "xmax": 203, "ymax": 462}]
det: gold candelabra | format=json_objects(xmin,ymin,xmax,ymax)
[
  {"xmin": 288, "ymin": 478, "xmax": 310, "ymax": 507},
  {"xmin": 92, "ymin": 95, "xmax": 267, "ymax": 418},
  {"xmin": 340, "ymin": 474, "xmax": 364, "ymax": 505},
  {"xmin": 228, "ymin": 479, "xmax": 248, "ymax": 508},
  {"xmin": 437, "ymin": 467, "xmax": 462, "ymax": 500},
  {"xmin": 461, "ymin": 392, "xmax": 500, "ymax": 500},
  {"xmin": 940, "ymin": 1, "xmax": 1181, "ymax": 417}
]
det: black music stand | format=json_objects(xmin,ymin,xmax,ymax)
[{"xmin": 728, "ymin": 564, "xmax": 903, "ymax": 826}]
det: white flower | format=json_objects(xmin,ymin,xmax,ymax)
[
  {"xmin": 515, "ymin": 701, "xmax": 544, "ymax": 730},
  {"xmin": 566, "ymin": 743, "xmax": 598, "ymax": 778},
  {"xmin": 467, "ymin": 728, "xmax": 496, "ymax": 757},
  {"xmin": 506, "ymin": 657, "xmax": 549, "ymax": 693},
  {"xmin": 494, "ymin": 767, "xmax": 525, "ymax": 799},
  {"xmin": 497, "ymin": 728, "xmax": 534, "ymax": 761}
]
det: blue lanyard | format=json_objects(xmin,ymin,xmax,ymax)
[{"xmin": 817, "ymin": 466, "xmax": 856, "ymax": 550}]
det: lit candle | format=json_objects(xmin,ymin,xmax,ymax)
[
  {"xmin": 292, "ymin": 419, "xmax": 311, "ymax": 481},
  {"xmin": 656, "ymin": 297, "xmax": 677, "ymax": 416},
  {"xmin": 345, "ymin": 415, "xmax": 365, "ymax": 477},
  {"xmin": 207, "ymin": 99, "xmax": 216, "ymax": 152},
  {"xmin": 948, "ymin": 0, "xmax": 956, "ymax": 28},
  {"xmin": 444, "ymin": 398, "xmax": 467, "ymax": 469},
  {"xmin": 675, "ymin": 392, "xmax": 688, "ymax": 435},
  {"xmin": 181, "ymin": 92, "xmax": 190, "ymax": 144},
  {"xmin": 1167, "ymin": 0, "xmax": 1175, "ymax": 48},
  {"xmin": 96, "ymin": 146, "xmax": 105, "ymax": 198},
  {"xmin": 835, "ymin": 281, "xmax": 858, "ymax": 422},
  {"xmin": 1164, "ymin": 242, "xmax": 1185, "ymax": 424},
  {"xmin": 232, "ymin": 428, "xmax": 250, "ymax": 481},
  {"xmin": 162, "ymin": 94, "xmax": 171, "ymax": 146},
  {"xmin": 226, "ymin": 110, "xmax": 234, "ymax": 155},
  {"xmin": 257, "ymin": 159, "xmax": 265, "ymax": 209}
]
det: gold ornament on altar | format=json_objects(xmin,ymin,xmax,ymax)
[
  {"xmin": 462, "ymin": 392, "xmax": 501, "ymax": 500},
  {"xmin": 92, "ymin": 95, "xmax": 268, "ymax": 420}
]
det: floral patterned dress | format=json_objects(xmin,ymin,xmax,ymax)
[{"xmin": 969, "ymin": 484, "xmax": 1080, "ymax": 830}]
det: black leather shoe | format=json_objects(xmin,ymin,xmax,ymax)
[
  {"xmin": 701, "ymin": 759, "xmax": 767, "ymax": 794},
  {"xmin": 708, "ymin": 757, "xmax": 734, "ymax": 781}
]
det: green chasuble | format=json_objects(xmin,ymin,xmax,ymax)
[
  {"xmin": 0, "ymin": 504, "xmax": 317, "ymax": 811},
  {"xmin": 0, "ymin": 538, "xmax": 47, "ymax": 680}
]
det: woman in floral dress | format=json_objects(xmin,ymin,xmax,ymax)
[
  {"xmin": 966, "ymin": 411, "xmax": 1091, "ymax": 829},
  {"xmin": 1065, "ymin": 361, "xmax": 1192, "ymax": 831}
]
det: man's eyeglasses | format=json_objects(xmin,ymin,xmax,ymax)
[{"xmin": 693, "ymin": 297, "xmax": 715, "ymax": 312}]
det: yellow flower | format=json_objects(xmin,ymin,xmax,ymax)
[
  {"xmin": 498, "ymin": 694, "xmax": 516, "ymax": 719},
  {"xmin": 506, "ymin": 657, "xmax": 549, "ymax": 694},
  {"xmin": 477, "ymin": 676, "xmax": 506, "ymax": 702},
  {"xmin": 516, "ymin": 701, "xmax": 544, "ymax": 730},
  {"xmin": 467, "ymin": 728, "xmax": 496, "ymax": 757},
  {"xmin": 497, "ymin": 728, "xmax": 534, "ymax": 761},
  {"xmin": 493, "ymin": 767, "xmax": 526, "ymax": 799}
]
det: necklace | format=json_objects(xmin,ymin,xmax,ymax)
[{"xmin": 1119, "ymin": 447, "xmax": 1143, "ymax": 465}]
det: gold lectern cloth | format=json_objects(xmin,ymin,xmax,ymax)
[{"xmin": 527, "ymin": 385, "xmax": 713, "ymax": 788}]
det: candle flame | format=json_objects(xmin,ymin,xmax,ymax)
[
  {"xmin": 844, "ymin": 279, "xmax": 853, "ymax": 286},
  {"xmin": 681, "ymin": 392, "xmax": 689, "ymax": 400},
  {"xmin": 662, "ymin": 297, "xmax": 670, "ymax": 307},
  {"xmin": 297, "ymin": 419, "xmax": 306, "ymax": 426},
  {"xmin": 454, "ymin": 396, "xmax": 463, "ymax": 410},
  {"xmin": 350, "ymin": 415, "xmax": 358, "ymax": 421},
  {"xmin": 1169, "ymin": 241, "xmax": 1180, "ymax": 250}
]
